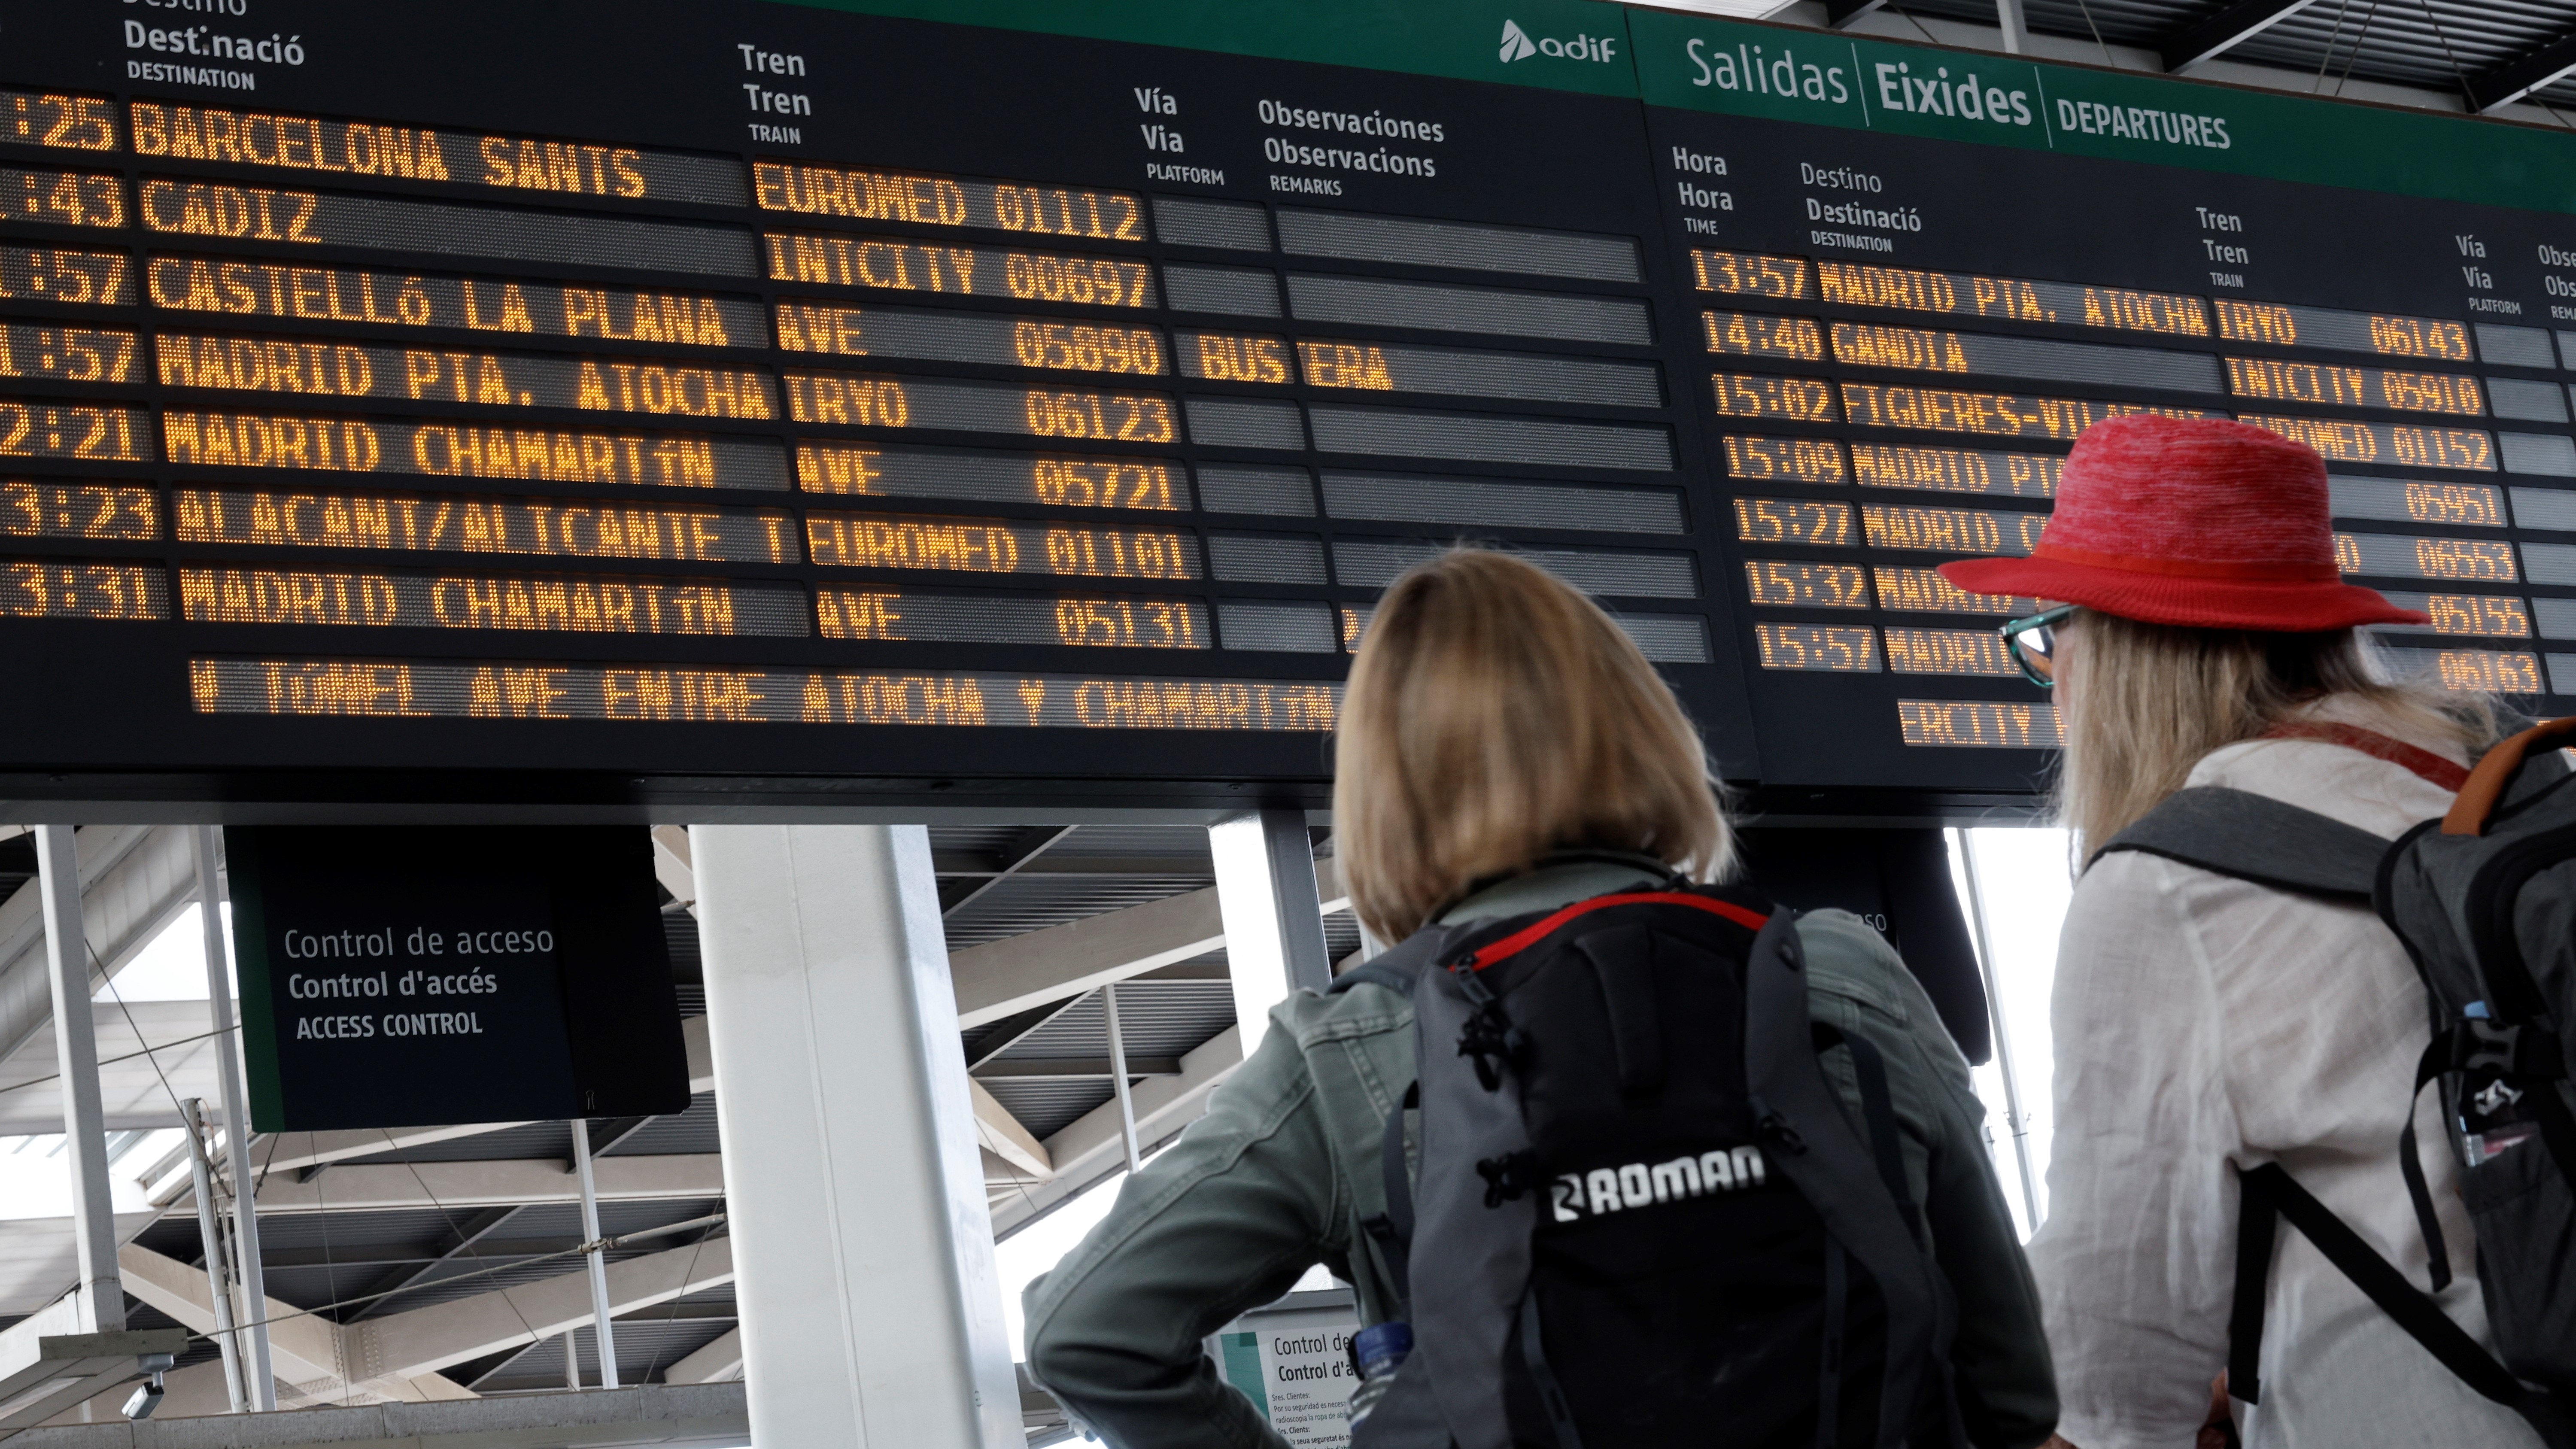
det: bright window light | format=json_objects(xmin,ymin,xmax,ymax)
[
  {"xmin": 95, "ymin": 902, "xmax": 236, "ymax": 1003},
  {"xmin": 996, "ymin": 1163, "xmax": 1142, "ymax": 1363},
  {"xmin": 1952, "ymin": 826, "xmax": 2074, "ymax": 1241}
]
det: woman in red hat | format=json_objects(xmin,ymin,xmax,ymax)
[{"xmin": 1939, "ymin": 414, "xmax": 2540, "ymax": 1449}]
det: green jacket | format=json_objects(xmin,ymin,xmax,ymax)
[{"xmin": 1024, "ymin": 866, "xmax": 2059, "ymax": 1448}]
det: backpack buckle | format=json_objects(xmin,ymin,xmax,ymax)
[
  {"xmin": 1457, "ymin": 1002, "xmax": 1525, "ymax": 1091},
  {"xmin": 1749, "ymin": 1094, "xmax": 1807, "ymax": 1155},
  {"xmin": 1449, "ymin": 960, "xmax": 1525, "ymax": 1091},
  {"xmin": 1474, "ymin": 1151, "xmax": 1540, "ymax": 1208},
  {"xmin": 2452, "ymin": 1019, "xmax": 2566, "ymax": 1080}
]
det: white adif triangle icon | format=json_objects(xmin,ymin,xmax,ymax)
[{"xmin": 1499, "ymin": 19, "xmax": 1537, "ymax": 62}]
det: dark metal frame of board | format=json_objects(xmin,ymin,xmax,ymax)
[{"xmin": 0, "ymin": 0, "xmax": 2569, "ymax": 821}]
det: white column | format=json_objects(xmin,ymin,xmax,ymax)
[
  {"xmin": 1209, "ymin": 810, "xmax": 1330, "ymax": 1057},
  {"xmin": 1995, "ymin": 0, "xmax": 2029, "ymax": 53},
  {"xmin": 692, "ymin": 824, "xmax": 1019, "ymax": 1449},
  {"xmin": 193, "ymin": 825, "xmax": 273, "ymax": 1409},
  {"xmin": 569, "ymin": 1117, "xmax": 618, "ymax": 1389},
  {"xmin": 36, "ymin": 825, "xmax": 124, "ymax": 1333}
]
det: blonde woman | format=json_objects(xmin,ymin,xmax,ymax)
[
  {"xmin": 1938, "ymin": 415, "xmax": 2539, "ymax": 1449},
  {"xmin": 1023, "ymin": 549, "xmax": 2057, "ymax": 1448}
]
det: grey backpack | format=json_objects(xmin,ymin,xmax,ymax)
[
  {"xmin": 2097, "ymin": 716, "xmax": 2576, "ymax": 1446},
  {"xmin": 1336, "ymin": 871, "xmax": 1967, "ymax": 1449}
]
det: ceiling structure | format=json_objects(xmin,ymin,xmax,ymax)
[
  {"xmin": 0, "ymin": 819, "xmax": 1346, "ymax": 1437},
  {"xmin": 1737, "ymin": 0, "xmax": 2576, "ymax": 116}
]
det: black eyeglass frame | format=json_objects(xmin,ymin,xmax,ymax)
[{"xmin": 1998, "ymin": 604, "xmax": 2078, "ymax": 689}]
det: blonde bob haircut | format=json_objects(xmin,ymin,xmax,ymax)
[{"xmin": 1333, "ymin": 549, "xmax": 1732, "ymax": 945}]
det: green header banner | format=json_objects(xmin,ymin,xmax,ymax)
[
  {"xmin": 1625, "ymin": 11, "xmax": 2576, "ymax": 216},
  {"xmin": 770, "ymin": 0, "xmax": 1644, "ymax": 96},
  {"xmin": 770, "ymin": 0, "xmax": 2576, "ymax": 214}
]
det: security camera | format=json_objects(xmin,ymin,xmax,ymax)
[{"xmin": 122, "ymin": 1375, "xmax": 165, "ymax": 1421}]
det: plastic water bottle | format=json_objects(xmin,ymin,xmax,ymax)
[{"xmin": 1346, "ymin": 1322, "xmax": 1413, "ymax": 1429}]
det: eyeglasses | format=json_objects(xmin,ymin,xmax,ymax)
[{"xmin": 1999, "ymin": 604, "xmax": 2076, "ymax": 689}]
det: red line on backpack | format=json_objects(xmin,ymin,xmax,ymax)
[{"xmin": 1461, "ymin": 892, "xmax": 1769, "ymax": 972}]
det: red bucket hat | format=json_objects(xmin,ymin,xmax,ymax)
[{"xmin": 1938, "ymin": 414, "xmax": 2427, "ymax": 631}]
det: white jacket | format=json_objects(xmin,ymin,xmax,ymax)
[{"xmin": 2026, "ymin": 695, "xmax": 2542, "ymax": 1449}]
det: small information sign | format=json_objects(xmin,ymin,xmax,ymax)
[
  {"xmin": 227, "ymin": 825, "xmax": 688, "ymax": 1130},
  {"xmin": 1210, "ymin": 1290, "xmax": 1361, "ymax": 1448}
]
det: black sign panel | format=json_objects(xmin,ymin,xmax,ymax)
[
  {"xmin": 0, "ymin": 0, "xmax": 2569, "ymax": 811},
  {"xmin": 1738, "ymin": 827, "xmax": 1989, "ymax": 1063},
  {"xmin": 227, "ymin": 825, "xmax": 687, "ymax": 1130}
]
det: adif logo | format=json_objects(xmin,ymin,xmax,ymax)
[
  {"xmin": 1549, "ymin": 1145, "xmax": 1766, "ymax": 1223},
  {"xmin": 1499, "ymin": 18, "xmax": 1618, "ymax": 64}
]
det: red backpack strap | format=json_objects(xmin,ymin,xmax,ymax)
[
  {"xmin": 1458, "ymin": 892, "xmax": 1768, "ymax": 972},
  {"xmin": 2260, "ymin": 721, "xmax": 2470, "ymax": 793}
]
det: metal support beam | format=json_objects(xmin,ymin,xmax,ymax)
[
  {"xmin": 666, "ymin": 1326, "xmax": 744, "ymax": 1385},
  {"xmin": 2467, "ymin": 28, "xmax": 2576, "ymax": 113},
  {"xmin": 243, "ymin": 1152, "xmax": 725, "ymax": 1214},
  {"xmin": 695, "ymin": 823, "xmax": 1019, "ymax": 1449},
  {"xmin": 963, "ymin": 998, "xmax": 1085, "ymax": 1070},
  {"xmin": 939, "ymin": 825, "xmax": 1077, "ymax": 918},
  {"xmin": 948, "ymin": 885, "xmax": 1225, "ymax": 1030},
  {"xmin": 349, "ymin": 1206, "xmax": 528, "ymax": 1320},
  {"xmin": 1826, "ymin": 0, "xmax": 1888, "ymax": 28},
  {"xmin": 120, "ymin": 1245, "xmax": 397, "ymax": 1406},
  {"xmin": 1103, "ymin": 984, "xmax": 1142, "ymax": 1175},
  {"xmin": 160, "ymin": 1016, "xmax": 717, "ymax": 1203},
  {"xmin": 966, "ymin": 1079, "xmax": 1051, "ymax": 1181},
  {"xmin": 180, "ymin": 1099, "xmax": 246, "ymax": 1412},
  {"xmin": 987, "ymin": 1026, "xmax": 1243, "ymax": 1237},
  {"xmin": 1208, "ymin": 810, "xmax": 1329, "ymax": 1058},
  {"xmin": 37, "ymin": 825, "xmax": 123, "ymax": 1335},
  {"xmin": 2160, "ymin": 0, "xmax": 2321, "ymax": 73},
  {"xmin": 193, "ymin": 824, "xmax": 273, "ymax": 1409},
  {"xmin": 0, "ymin": 1304, "xmax": 188, "ymax": 1431},
  {"xmin": 570, "ymin": 1118, "xmax": 619, "ymax": 1390},
  {"xmin": 649, "ymin": 825, "xmax": 696, "ymax": 916},
  {"xmin": 1996, "ymin": 0, "xmax": 2028, "ymax": 54},
  {"xmin": 583, "ymin": 1115, "xmax": 656, "ymax": 1160},
  {"xmin": 0, "ymin": 826, "xmax": 185, "ymax": 1075},
  {"xmin": 970, "ymin": 1056, "xmax": 1181, "ymax": 1080},
  {"xmin": 123, "ymin": 1235, "xmax": 731, "ymax": 1398}
]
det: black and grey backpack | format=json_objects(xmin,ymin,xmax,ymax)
[
  {"xmin": 2097, "ymin": 716, "xmax": 2576, "ymax": 1446},
  {"xmin": 1334, "ymin": 860, "xmax": 1970, "ymax": 1449}
]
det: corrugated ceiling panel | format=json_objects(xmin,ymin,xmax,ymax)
[
  {"xmin": 942, "ymin": 875, "xmax": 1216, "ymax": 947},
  {"xmin": 993, "ymin": 982, "xmax": 1238, "ymax": 1060},
  {"xmin": 978, "ymin": 1078, "xmax": 1118, "ymax": 1139}
]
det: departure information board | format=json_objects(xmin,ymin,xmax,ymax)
[{"xmin": 2, "ymin": 0, "xmax": 2574, "ymax": 807}]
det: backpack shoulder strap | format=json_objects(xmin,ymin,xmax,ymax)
[
  {"xmin": 1326, "ymin": 920, "xmax": 1457, "ymax": 999},
  {"xmin": 2263, "ymin": 720, "xmax": 2471, "ymax": 792},
  {"xmin": 1327, "ymin": 959, "xmax": 1420, "ymax": 997},
  {"xmin": 1744, "ymin": 910, "xmax": 1941, "ymax": 1449},
  {"xmin": 2094, "ymin": 786, "xmax": 2389, "ymax": 902},
  {"xmin": 2231, "ymin": 1163, "xmax": 2529, "ymax": 1410}
]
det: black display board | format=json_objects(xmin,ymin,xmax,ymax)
[
  {"xmin": 1739, "ymin": 827, "xmax": 1989, "ymax": 1063},
  {"xmin": 226, "ymin": 825, "xmax": 689, "ymax": 1129},
  {"xmin": 0, "ymin": 0, "xmax": 2569, "ymax": 813}
]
